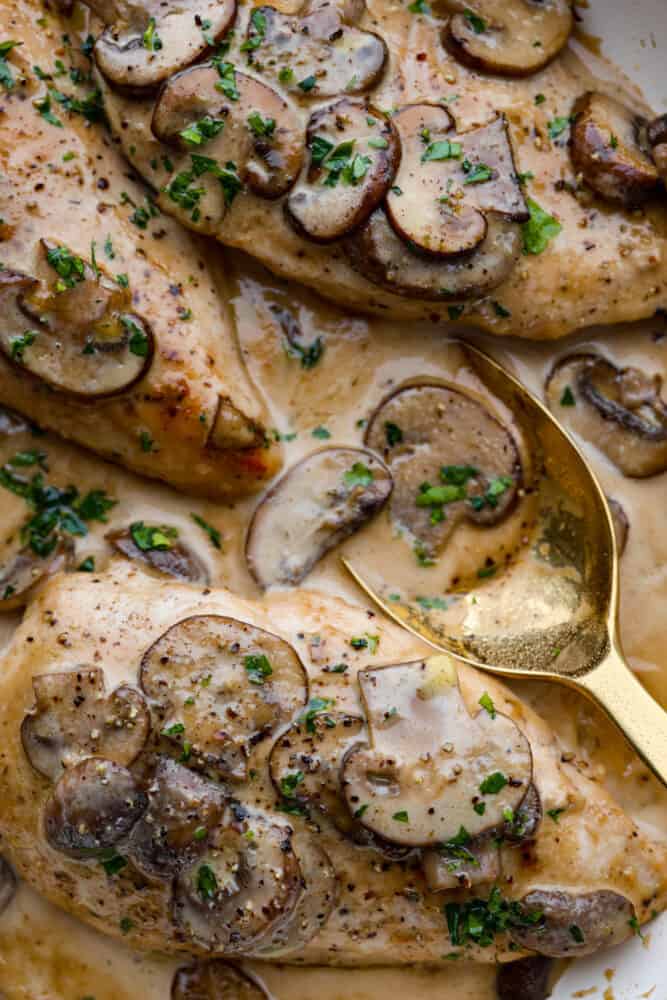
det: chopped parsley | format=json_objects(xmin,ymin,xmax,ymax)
[
  {"xmin": 408, "ymin": 0, "xmax": 430, "ymax": 12},
  {"xmin": 416, "ymin": 596, "xmax": 447, "ymax": 610},
  {"xmin": 130, "ymin": 521, "xmax": 178, "ymax": 551},
  {"xmin": 393, "ymin": 810, "xmax": 409, "ymax": 823},
  {"xmin": 546, "ymin": 807, "xmax": 566, "ymax": 823},
  {"xmin": 119, "ymin": 917, "xmax": 134, "ymax": 934},
  {"xmin": 445, "ymin": 886, "xmax": 543, "ymax": 949},
  {"xmin": 10, "ymin": 330, "xmax": 37, "ymax": 361},
  {"xmin": 479, "ymin": 771, "xmax": 508, "ymax": 795},
  {"xmin": 310, "ymin": 136, "xmax": 371, "ymax": 187},
  {"xmin": 522, "ymin": 197, "xmax": 561, "ymax": 255},
  {"xmin": 547, "ymin": 116, "xmax": 572, "ymax": 140},
  {"xmin": 492, "ymin": 301, "xmax": 511, "ymax": 318},
  {"xmin": 312, "ymin": 425, "xmax": 331, "ymax": 439},
  {"xmin": 247, "ymin": 111, "xmax": 276, "ymax": 138},
  {"xmin": 384, "ymin": 421, "xmax": 403, "ymax": 446},
  {"xmin": 77, "ymin": 556, "xmax": 95, "ymax": 572},
  {"xmin": 139, "ymin": 430, "xmax": 154, "ymax": 453},
  {"xmin": 142, "ymin": 18, "xmax": 163, "ymax": 52},
  {"xmin": 278, "ymin": 66, "xmax": 294, "ymax": 85},
  {"xmin": 162, "ymin": 722, "xmax": 185, "ymax": 737},
  {"xmin": 179, "ymin": 115, "xmax": 226, "ymax": 147},
  {"xmin": 213, "ymin": 60, "xmax": 240, "ymax": 101},
  {"xmin": 244, "ymin": 653, "xmax": 273, "ymax": 685},
  {"xmin": 462, "ymin": 161, "xmax": 493, "ymax": 185},
  {"xmin": 279, "ymin": 771, "xmax": 305, "ymax": 798},
  {"xmin": 560, "ymin": 385, "xmax": 576, "ymax": 407},
  {"xmin": 100, "ymin": 853, "xmax": 127, "ymax": 877},
  {"xmin": 463, "ymin": 9, "xmax": 486, "ymax": 34},
  {"xmin": 421, "ymin": 139, "xmax": 462, "ymax": 163},
  {"xmin": 478, "ymin": 692, "xmax": 496, "ymax": 719},
  {"xmin": 569, "ymin": 924, "xmax": 585, "ymax": 944},
  {"xmin": 241, "ymin": 9, "xmax": 267, "ymax": 52},
  {"xmin": 46, "ymin": 244, "xmax": 85, "ymax": 290},
  {"xmin": 354, "ymin": 803, "xmax": 369, "ymax": 818},
  {"xmin": 0, "ymin": 40, "xmax": 21, "ymax": 91},
  {"xmin": 344, "ymin": 462, "xmax": 374, "ymax": 488},
  {"xmin": 121, "ymin": 316, "xmax": 150, "ymax": 357},
  {"xmin": 350, "ymin": 633, "xmax": 379, "ymax": 653},
  {"xmin": 196, "ymin": 864, "xmax": 218, "ymax": 901},
  {"xmin": 298, "ymin": 697, "xmax": 336, "ymax": 733},
  {"xmin": 191, "ymin": 512, "xmax": 222, "ymax": 549},
  {"xmin": 473, "ymin": 801, "xmax": 486, "ymax": 816},
  {"xmin": 298, "ymin": 74, "xmax": 317, "ymax": 93},
  {"xmin": 534, "ymin": 93, "xmax": 546, "ymax": 105}
]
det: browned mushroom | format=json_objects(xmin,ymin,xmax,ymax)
[
  {"xmin": 509, "ymin": 889, "xmax": 635, "ymax": 957},
  {"xmin": 442, "ymin": 0, "xmax": 573, "ymax": 77},
  {"xmin": 128, "ymin": 757, "xmax": 226, "ymax": 878},
  {"xmin": 285, "ymin": 100, "xmax": 400, "ymax": 243},
  {"xmin": 0, "ymin": 243, "xmax": 153, "ymax": 398},
  {"xmin": 364, "ymin": 382, "xmax": 521, "ymax": 563},
  {"xmin": 172, "ymin": 961, "xmax": 268, "ymax": 1000},
  {"xmin": 0, "ymin": 856, "xmax": 16, "ymax": 916},
  {"xmin": 384, "ymin": 108, "xmax": 527, "ymax": 259},
  {"xmin": 140, "ymin": 615, "xmax": 308, "ymax": 782},
  {"xmin": 242, "ymin": 0, "xmax": 387, "ymax": 100},
  {"xmin": 107, "ymin": 524, "xmax": 209, "ymax": 585},
  {"xmin": 90, "ymin": 0, "xmax": 237, "ymax": 93},
  {"xmin": 21, "ymin": 668, "xmax": 151, "ymax": 782},
  {"xmin": 152, "ymin": 63, "xmax": 303, "ymax": 235},
  {"xmin": 545, "ymin": 353, "xmax": 667, "ymax": 478},
  {"xmin": 607, "ymin": 497, "xmax": 629, "ymax": 557},
  {"xmin": 0, "ymin": 539, "xmax": 72, "ymax": 612},
  {"xmin": 246, "ymin": 448, "xmax": 392, "ymax": 588},
  {"xmin": 44, "ymin": 758, "xmax": 148, "ymax": 859},
  {"xmin": 497, "ymin": 957, "xmax": 553, "ymax": 1000},
  {"xmin": 172, "ymin": 808, "xmax": 301, "ymax": 953},
  {"xmin": 503, "ymin": 781, "xmax": 542, "ymax": 844},
  {"xmin": 570, "ymin": 93, "xmax": 661, "ymax": 205},
  {"xmin": 344, "ymin": 209, "xmax": 521, "ymax": 300},
  {"xmin": 207, "ymin": 395, "xmax": 264, "ymax": 451},
  {"xmin": 341, "ymin": 656, "xmax": 533, "ymax": 846},
  {"xmin": 647, "ymin": 113, "xmax": 667, "ymax": 182},
  {"xmin": 422, "ymin": 835, "xmax": 500, "ymax": 892}
]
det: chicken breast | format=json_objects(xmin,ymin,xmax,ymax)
[
  {"xmin": 0, "ymin": 562, "xmax": 663, "ymax": 967},
  {"xmin": 0, "ymin": 0, "xmax": 280, "ymax": 499},
  {"xmin": 83, "ymin": 1, "xmax": 667, "ymax": 340}
]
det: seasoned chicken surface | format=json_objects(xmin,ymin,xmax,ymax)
[
  {"xmin": 0, "ymin": 0, "xmax": 280, "ymax": 500},
  {"xmin": 0, "ymin": 563, "xmax": 664, "ymax": 967},
  {"xmin": 78, "ymin": 0, "xmax": 667, "ymax": 340}
]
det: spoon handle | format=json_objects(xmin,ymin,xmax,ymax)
[{"xmin": 580, "ymin": 647, "xmax": 667, "ymax": 787}]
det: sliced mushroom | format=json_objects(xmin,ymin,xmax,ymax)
[
  {"xmin": 545, "ymin": 353, "xmax": 667, "ymax": 478},
  {"xmin": 365, "ymin": 382, "xmax": 521, "ymax": 562},
  {"xmin": 92, "ymin": 0, "xmax": 237, "ymax": 93},
  {"xmin": 286, "ymin": 100, "xmax": 400, "ymax": 243},
  {"xmin": 0, "ymin": 244, "xmax": 153, "ymax": 398},
  {"xmin": 128, "ymin": 757, "xmax": 226, "ymax": 878},
  {"xmin": 0, "ymin": 539, "xmax": 72, "ymax": 612},
  {"xmin": 607, "ymin": 497, "xmax": 629, "ymax": 556},
  {"xmin": 0, "ymin": 406, "xmax": 31, "ymax": 437},
  {"xmin": 344, "ymin": 208, "xmax": 521, "ymax": 299},
  {"xmin": 503, "ymin": 781, "xmax": 542, "ymax": 844},
  {"xmin": 21, "ymin": 668, "xmax": 151, "ymax": 782},
  {"xmin": 207, "ymin": 396, "xmax": 264, "ymax": 451},
  {"xmin": 384, "ymin": 108, "xmax": 526, "ymax": 259},
  {"xmin": 44, "ymin": 758, "xmax": 147, "ymax": 859},
  {"xmin": 509, "ymin": 889, "xmax": 635, "ymax": 957},
  {"xmin": 570, "ymin": 93, "xmax": 660, "ymax": 205},
  {"xmin": 172, "ymin": 961, "xmax": 268, "ymax": 1000},
  {"xmin": 422, "ymin": 835, "xmax": 500, "ymax": 891},
  {"xmin": 647, "ymin": 113, "xmax": 667, "ymax": 182},
  {"xmin": 140, "ymin": 615, "xmax": 308, "ymax": 782},
  {"xmin": 341, "ymin": 656, "xmax": 533, "ymax": 846},
  {"xmin": 243, "ymin": 0, "xmax": 387, "ymax": 100},
  {"xmin": 497, "ymin": 957, "xmax": 553, "ymax": 1000},
  {"xmin": 250, "ymin": 832, "xmax": 337, "ymax": 956},
  {"xmin": 246, "ymin": 447, "xmax": 392, "ymax": 588},
  {"xmin": 107, "ymin": 526, "xmax": 209, "ymax": 585},
  {"xmin": 172, "ymin": 808, "xmax": 301, "ymax": 953},
  {"xmin": 152, "ymin": 63, "xmax": 303, "ymax": 234},
  {"xmin": 0, "ymin": 856, "xmax": 16, "ymax": 916},
  {"xmin": 442, "ymin": 0, "xmax": 573, "ymax": 77}
]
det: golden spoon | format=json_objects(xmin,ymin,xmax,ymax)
[{"xmin": 344, "ymin": 342, "xmax": 667, "ymax": 786}]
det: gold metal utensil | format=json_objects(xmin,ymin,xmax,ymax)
[{"xmin": 343, "ymin": 342, "xmax": 667, "ymax": 786}]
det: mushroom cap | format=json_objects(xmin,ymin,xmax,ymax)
[
  {"xmin": 364, "ymin": 381, "xmax": 521, "ymax": 560},
  {"xmin": 0, "ymin": 539, "xmax": 72, "ymax": 612},
  {"xmin": 286, "ymin": 99, "xmax": 400, "ymax": 244},
  {"xmin": 107, "ymin": 526, "xmax": 210, "ymax": 585},
  {"xmin": 140, "ymin": 614, "xmax": 309, "ymax": 781},
  {"xmin": 647, "ymin": 113, "xmax": 667, "ymax": 182},
  {"xmin": 243, "ymin": 0, "xmax": 387, "ymax": 100},
  {"xmin": 496, "ymin": 957, "xmax": 553, "ymax": 1000},
  {"xmin": 344, "ymin": 208, "xmax": 521, "ymax": 300},
  {"xmin": 341, "ymin": 656, "xmax": 533, "ymax": 846},
  {"xmin": 545, "ymin": 353, "xmax": 667, "ymax": 478},
  {"xmin": 443, "ymin": 0, "xmax": 574, "ymax": 77},
  {"xmin": 245, "ymin": 447, "xmax": 393, "ymax": 588},
  {"xmin": 172, "ymin": 960, "xmax": 268, "ymax": 1000},
  {"xmin": 570, "ymin": 92, "xmax": 660, "ymax": 206},
  {"xmin": 21, "ymin": 668, "xmax": 151, "ymax": 782},
  {"xmin": 94, "ymin": 0, "xmax": 237, "ymax": 93},
  {"xmin": 385, "ymin": 108, "xmax": 527, "ymax": 259},
  {"xmin": 509, "ymin": 889, "xmax": 635, "ymax": 957}
]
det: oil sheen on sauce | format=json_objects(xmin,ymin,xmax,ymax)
[{"xmin": 0, "ymin": 50, "xmax": 666, "ymax": 1000}]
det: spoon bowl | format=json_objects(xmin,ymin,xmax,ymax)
[{"xmin": 344, "ymin": 342, "xmax": 667, "ymax": 785}]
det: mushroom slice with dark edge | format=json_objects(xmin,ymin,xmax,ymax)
[
  {"xmin": 496, "ymin": 957, "xmax": 553, "ymax": 1000},
  {"xmin": 91, "ymin": 0, "xmax": 237, "ymax": 93},
  {"xmin": 570, "ymin": 92, "xmax": 661, "ymax": 206},
  {"xmin": 243, "ymin": 0, "xmax": 387, "ymax": 100},
  {"xmin": 647, "ymin": 114, "xmax": 667, "ymax": 182},
  {"xmin": 128, "ymin": 757, "xmax": 226, "ymax": 878},
  {"xmin": 0, "ymin": 538, "xmax": 72, "ymax": 612},
  {"xmin": 340, "ymin": 655, "xmax": 533, "ymax": 847},
  {"xmin": 384, "ymin": 108, "xmax": 527, "ymax": 259},
  {"xmin": 442, "ymin": 0, "xmax": 573, "ymax": 77},
  {"xmin": 152, "ymin": 64, "xmax": 303, "ymax": 234},
  {"xmin": 246, "ymin": 447, "xmax": 392, "ymax": 588},
  {"xmin": 607, "ymin": 497, "xmax": 629, "ymax": 556},
  {"xmin": 344, "ymin": 209, "xmax": 521, "ymax": 299},
  {"xmin": 172, "ymin": 808, "xmax": 301, "ymax": 953},
  {"xmin": 509, "ymin": 889, "xmax": 636, "ymax": 957},
  {"xmin": 107, "ymin": 524, "xmax": 209, "ymax": 585},
  {"xmin": 364, "ymin": 381, "xmax": 521, "ymax": 562},
  {"xmin": 44, "ymin": 757, "xmax": 148, "ymax": 859},
  {"xmin": 249, "ymin": 832, "xmax": 337, "ymax": 957},
  {"xmin": 545, "ymin": 353, "xmax": 667, "ymax": 478},
  {"xmin": 172, "ymin": 961, "xmax": 268, "ymax": 1000},
  {"xmin": 140, "ymin": 615, "xmax": 308, "ymax": 781},
  {"xmin": 0, "ymin": 244, "xmax": 153, "ymax": 398},
  {"xmin": 0, "ymin": 856, "xmax": 16, "ymax": 916},
  {"xmin": 21, "ymin": 668, "xmax": 151, "ymax": 782},
  {"xmin": 285, "ymin": 100, "xmax": 400, "ymax": 243},
  {"xmin": 422, "ymin": 834, "xmax": 500, "ymax": 891}
]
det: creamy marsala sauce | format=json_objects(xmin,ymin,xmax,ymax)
[{"xmin": 0, "ymin": 24, "xmax": 666, "ymax": 1000}]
